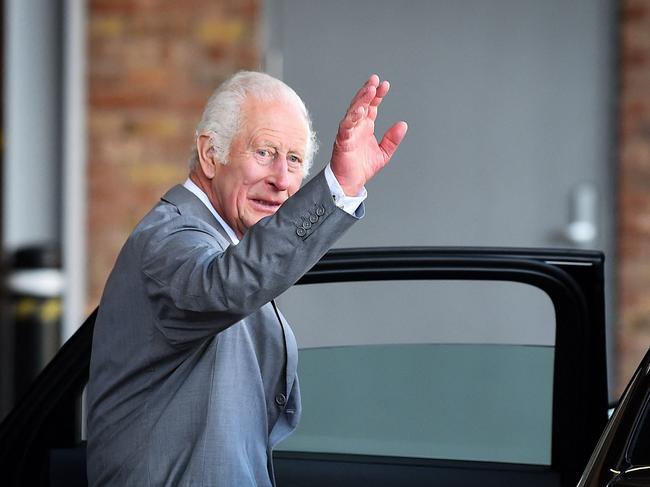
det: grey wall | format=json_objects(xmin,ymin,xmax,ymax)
[
  {"xmin": 265, "ymin": 0, "xmax": 618, "ymax": 390},
  {"xmin": 265, "ymin": 0, "xmax": 616, "ymax": 250}
]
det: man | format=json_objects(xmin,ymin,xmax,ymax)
[{"xmin": 87, "ymin": 71, "xmax": 407, "ymax": 486}]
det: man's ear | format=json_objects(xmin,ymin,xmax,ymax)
[{"xmin": 197, "ymin": 133, "xmax": 220, "ymax": 179}]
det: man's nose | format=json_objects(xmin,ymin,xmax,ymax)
[{"xmin": 267, "ymin": 156, "xmax": 290, "ymax": 191}]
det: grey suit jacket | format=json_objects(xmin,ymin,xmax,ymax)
[{"xmin": 86, "ymin": 170, "xmax": 361, "ymax": 486}]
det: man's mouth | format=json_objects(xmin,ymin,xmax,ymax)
[{"xmin": 250, "ymin": 198, "xmax": 283, "ymax": 212}]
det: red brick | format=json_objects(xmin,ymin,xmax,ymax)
[
  {"xmin": 87, "ymin": 0, "xmax": 260, "ymax": 306},
  {"xmin": 623, "ymin": 1, "xmax": 648, "ymax": 23},
  {"xmin": 617, "ymin": 0, "xmax": 650, "ymax": 394}
]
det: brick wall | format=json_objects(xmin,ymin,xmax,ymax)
[
  {"xmin": 87, "ymin": 0, "xmax": 260, "ymax": 306},
  {"xmin": 618, "ymin": 0, "xmax": 650, "ymax": 390}
]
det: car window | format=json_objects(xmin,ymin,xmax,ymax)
[{"xmin": 276, "ymin": 279, "xmax": 556, "ymax": 466}]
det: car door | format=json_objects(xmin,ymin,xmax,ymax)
[
  {"xmin": 272, "ymin": 248, "xmax": 609, "ymax": 487},
  {"xmin": 0, "ymin": 247, "xmax": 608, "ymax": 487}
]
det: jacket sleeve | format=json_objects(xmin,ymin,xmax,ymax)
[{"xmin": 140, "ymin": 169, "xmax": 362, "ymax": 347}]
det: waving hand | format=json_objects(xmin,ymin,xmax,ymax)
[{"xmin": 330, "ymin": 74, "xmax": 408, "ymax": 196}]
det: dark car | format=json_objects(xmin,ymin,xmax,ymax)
[{"xmin": 0, "ymin": 247, "xmax": 646, "ymax": 486}]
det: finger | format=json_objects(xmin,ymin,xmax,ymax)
[
  {"xmin": 378, "ymin": 121, "xmax": 408, "ymax": 162},
  {"xmin": 371, "ymin": 80, "xmax": 390, "ymax": 106},
  {"xmin": 335, "ymin": 108, "xmax": 365, "ymax": 145},
  {"xmin": 334, "ymin": 124, "xmax": 354, "ymax": 150},
  {"xmin": 337, "ymin": 75, "xmax": 381, "ymax": 140},
  {"xmin": 348, "ymin": 76, "xmax": 375, "ymax": 109},
  {"xmin": 368, "ymin": 80, "xmax": 390, "ymax": 121},
  {"xmin": 366, "ymin": 73, "xmax": 380, "ymax": 88},
  {"xmin": 346, "ymin": 74, "xmax": 380, "ymax": 113},
  {"xmin": 339, "ymin": 105, "xmax": 365, "ymax": 131},
  {"xmin": 340, "ymin": 84, "xmax": 375, "ymax": 131},
  {"xmin": 352, "ymin": 84, "xmax": 377, "ymax": 113}
]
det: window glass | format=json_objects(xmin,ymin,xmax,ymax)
[{"xmin": 276, "ymin": 280, "xmax": 555, "ymax": 465}]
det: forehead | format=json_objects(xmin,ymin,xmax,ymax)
[{"xmin": 239, "ymin": 96, "xmax": 309, "ymax": 151}]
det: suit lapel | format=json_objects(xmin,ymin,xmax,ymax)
[{"xmin": 161, "ymin": 184, "xmax": 234, "ymax": 245}]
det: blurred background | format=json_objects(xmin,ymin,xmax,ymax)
[{"xmin": 0, "ymin": 0, "xmax": 648, "ymax": 420}]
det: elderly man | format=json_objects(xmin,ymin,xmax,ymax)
[{"xmin": 86, "ymin": 71, "xmax": 407, "ymax": 486}]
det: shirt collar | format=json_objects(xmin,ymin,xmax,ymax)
[{"xmin": 183, "ymin": 178, "xmax": 240, "ymax": 244}]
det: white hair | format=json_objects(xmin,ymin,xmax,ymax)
[{"xmin": 189, "ymin": 71, "xmax": 318, "ymax": 176}]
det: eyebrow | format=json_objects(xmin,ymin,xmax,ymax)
[
  {"xmin": 256, "ymin": 141, "xmax": 279, "ymax": 150},
  {"xmin": 255, "ymin": 140, "xmax": 305, "ymax": 157}
]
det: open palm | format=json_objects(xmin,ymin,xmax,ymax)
[{"xmin": 330, "ymin": 74, "xmax": 408, "ymax": 196}]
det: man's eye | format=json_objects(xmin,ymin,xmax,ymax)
[
  {"xmin": 287, "ymin": 154, "xmax": 302, "ymax": 164},
  {"xmin": 256, "ymin": 149, "xmax": 271, "ymax": 158}
]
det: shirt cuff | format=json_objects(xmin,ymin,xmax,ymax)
[{"xmin": 324, "ymin": 164, "xmax": 367, "ymax": 215}]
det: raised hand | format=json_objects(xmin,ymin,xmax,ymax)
[{"xmin": 330, "ymin": 74, "xmax": 408, "ymax": 196}]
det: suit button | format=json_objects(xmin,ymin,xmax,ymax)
[
  {"xmin": 302, "ymin": 220, "xmax": 312, "ymax": 229},
  {"xmin": 315, "ymin": 205, "xmax": 326, "ymax": 216},
  {"xmin": 275, "ymin": 393, "xmax": 287, "ymax": 406},
  {"xmin": 296, "ymin": 228, "xmax": 306, "ymax": 237},
  {"xmin": 309, "ymin": 214, "xmax": 318, "ymax": 223}
]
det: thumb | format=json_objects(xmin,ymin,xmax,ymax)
[{"xmin": 379, "ymin": 121, "xmax": 408, "ymax": 163}]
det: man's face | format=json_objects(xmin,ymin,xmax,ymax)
[{"xmin": 209, "ymin": 96, "xmax": 308, "ymax": 238}]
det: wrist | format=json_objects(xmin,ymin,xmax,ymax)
[
  {"xmin": 326, "ymin": 164, "xmax": 364, "ymax": 197},
  {"xmin": 340, "ymin": 182, "xmax": 364, "ymax": 197}
]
